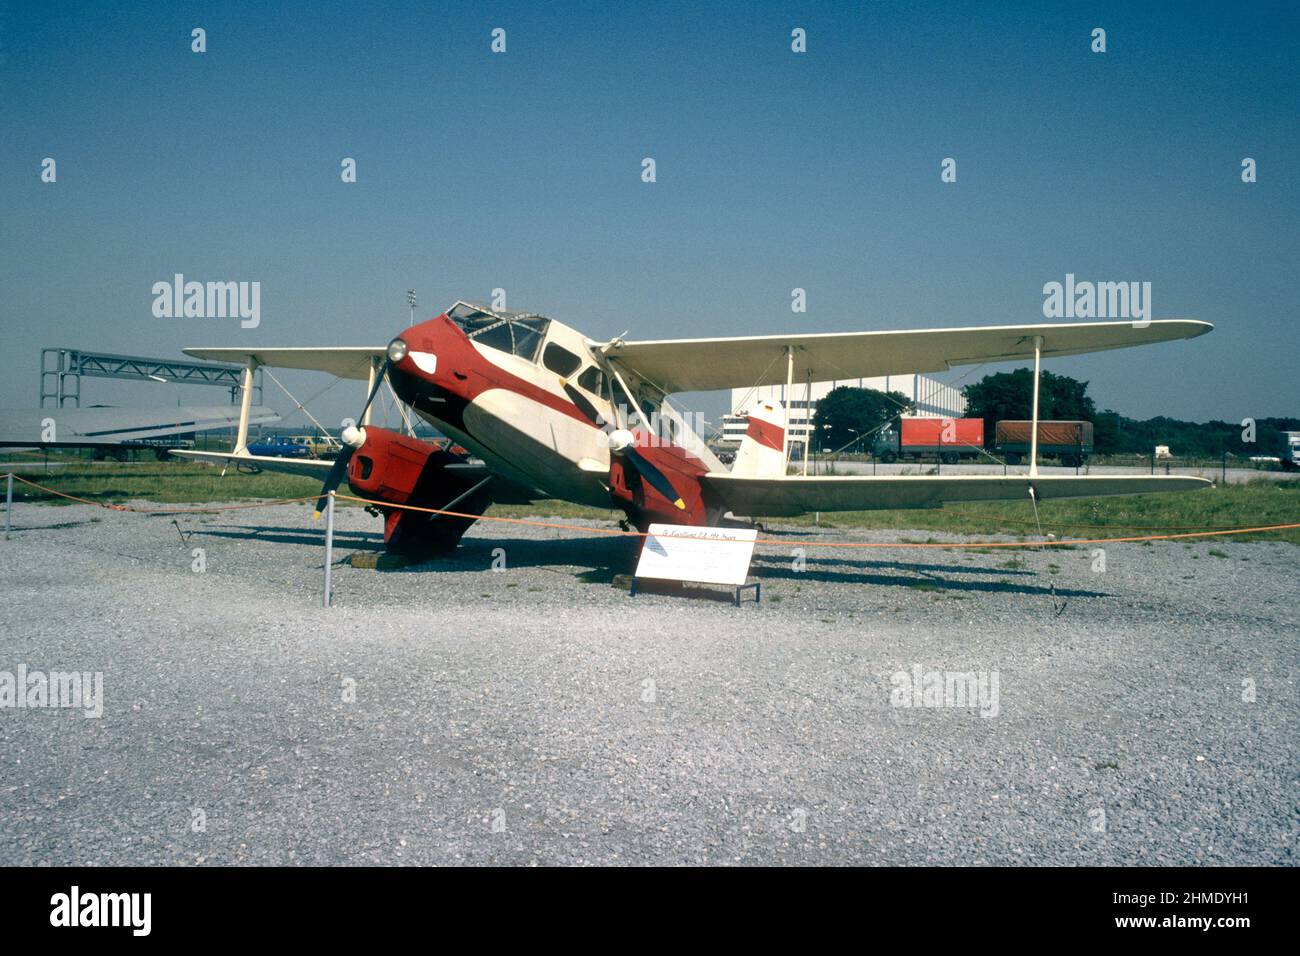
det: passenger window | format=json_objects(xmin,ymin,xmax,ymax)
[
  {"xmin": 542, "ymin": 343, "xmax": 583, "ymax": 377},
  {"xmin": 576, "ymin": 365, "xmax": 604, "ymax": 395}
]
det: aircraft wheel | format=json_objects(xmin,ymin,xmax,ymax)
[
  {"xmin": 1005, "ymin": 453, "xmax": 1022, "ymax": 466},
  {"xmin": 879, "ymin": 451, "xmax": 897, "ymax": 464},
  {"xmin": 940, "ymin": 452, "xmax": 959, "ymax": 465}
]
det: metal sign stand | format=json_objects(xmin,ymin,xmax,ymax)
[{"xmin": 629, "ymin": 576, "xmax": 761, "ymax": 606}]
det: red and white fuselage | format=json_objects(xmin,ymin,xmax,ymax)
[{"xmin": 386, "ymin": 304, "xmax": 726, "ymax": 529}]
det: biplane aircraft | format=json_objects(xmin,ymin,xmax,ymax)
[{"xmin": 177, "ymin": 301, "xmax": 1213, "ymax": 555}]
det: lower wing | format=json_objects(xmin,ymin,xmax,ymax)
[
  {"xmin": 172, "ymin": 449, "xmax": 534, "ymax": 502},
  {"xmin": 172, "ymin": 449, "xmax": 338, "ymax": 480},
  {"xmin": 702, "ymin": 473, "xmax": 1211, "ymax": 517}
]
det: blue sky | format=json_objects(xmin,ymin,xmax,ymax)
[{"xmin": 2, "ymin": 0, "xmax": 1296, "ymax": 432}]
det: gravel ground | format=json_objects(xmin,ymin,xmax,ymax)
[{"xmin": 0, "ymin": 499, "xmax": 1296, "ymax": 866}]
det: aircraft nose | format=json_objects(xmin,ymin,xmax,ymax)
[
  {"xmin": 395, "ymin": 339, "xmax": 437, "ymax": 376},
  {"xmin": 387, "ymin": 318, "xmax": 443, "ymax": 379}
]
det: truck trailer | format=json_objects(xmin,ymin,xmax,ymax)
[
  {"xmin": 1281, "ymin": 431, "xmax": 1300, "ymax": 471},
  {"xmin": 995, "ymin": 420, "xmax": 1094, "ymax": 467},
  {"xmin": 873, "ymin": 417, "xmax": 985, "ymax": 464}
]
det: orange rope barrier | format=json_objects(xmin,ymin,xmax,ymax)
[
  {"xmin": 8, "ymin": 473, "xmax": 319, "ymax": 514},
  {"xmin": 332, "ymin": 492, "xmax": 1300, "ymax": 550}
]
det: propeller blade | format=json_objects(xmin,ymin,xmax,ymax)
[
  {"xmin": 562, "ymin": 379, "xmax": 684, "ymax": 509},
  {"xmin": 313, "ymin": 449, "xmax": 353, "ymax": 518},
  {"xmin": 560, "ymin": 381, "xmax": 613, "ymax": 432},
  {"xmin": 624, "ymin": 447, "xmax": 686, "ymax": 511},
  {"xmin": 357, "ymin": 359, "xmax": 391, "ymax": 424}
]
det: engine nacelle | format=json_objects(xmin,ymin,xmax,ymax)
[{"xmin": 344, "ymin": 427, "xmax": 491, "ymax": 555}]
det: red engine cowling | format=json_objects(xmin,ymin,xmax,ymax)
[
  {"xmin": 345, "ymin": 427, "xmax": 491, "ymax": 555},
  {"xmin": 607, "ymin": 432, "xmax": 717, "ymax": 531}
]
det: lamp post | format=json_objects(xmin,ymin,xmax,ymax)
[{"xmin": 407, "ymin": 289, "xmax": 416, "ymax": 328}]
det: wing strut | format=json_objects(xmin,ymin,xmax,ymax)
[
  {"xmin": 234, "ymin": 358, "xmax": 259, "ymax": 453},
  {"xmin": 1029, "ymin": 334, "xmax": 1043, "ymax": 477},
  {"xmin": 782, "ymin": 346, "xmax": 794, "ymax": 469},
  {"xmin": 363, "ymin": 357, "xmax": 379, "ymax": 426}
]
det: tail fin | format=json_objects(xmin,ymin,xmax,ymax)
[{"xmin": 731, "ymin": 400, "xmax": 786, "ymax": 476}]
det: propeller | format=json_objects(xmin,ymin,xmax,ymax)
[
  {"xmin": 560, "ymin": 380, "xmax": 685, "ymax": 511},
  {"xmin": 313, "ymin": 359, "xmax": 390, "ymax": 518}
]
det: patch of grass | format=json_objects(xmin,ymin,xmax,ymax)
[
  {"xmin": 1208, "ymin": 549, "xmax": 1229, "ymax": 558},
  {"xmin": 906, "ymin": 580, "xmax": 944, "ymax": 592},
  {"xmin": 771, "ymin": 478, "xmax": 1300, "ymax": 546},
  {"xmin": 12, "ymin": 456, "xmax": 1298, "ymax": 547},
  {"xmin": 7, "ymin": 458, "xmax": 322, "ymax": 505},
  {"xmin": 1000, "ymin": 558, "xmax": 1026, "ymax": 570}
]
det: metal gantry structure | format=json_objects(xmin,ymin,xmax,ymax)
[{"xmin": 40, "ymin": 348, "xmax": 262, "ymax": 408}]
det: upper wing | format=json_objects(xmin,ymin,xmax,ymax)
[
  {"xmin": 182, "ymin": 347, "xmax": 384, "ymax": 379},
  {"xmin": 606, "ymin": 319, "xmax": 1211, "ymax": 393},
  {"xmin": 703, "ymin": 473, "xmax": 1212, "ymax": 517}
]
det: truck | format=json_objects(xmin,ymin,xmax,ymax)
[
  {"xmin": 873, "ymin": 417, "xmax": 985, "ymax": 464},
  {"xmin": 994, "ymin": 420, "xmax": 1093, "ymax": 467},
  {"xmin": 1281, "ymin": 431, "xmax": 1300, "ymax": 471}
]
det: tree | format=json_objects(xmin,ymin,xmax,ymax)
[
  {"xmin": 811, "ymin": 386, "xmax": 911, "ymax": 452},
  {"xmin": 963, "ymin": 369, "xmax": 1097, "ymax": 439}
]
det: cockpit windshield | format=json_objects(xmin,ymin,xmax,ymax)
[{"xmin": 447, "ymin": 301, "xmax": 551, "ymax": 363}]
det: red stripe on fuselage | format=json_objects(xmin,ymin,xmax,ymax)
[
  {"xmin": 392, "ymin": 314, "xmax": 597, "ymax": 428},
  {"xmin": 390, "ymin": 313, "xmax": 713, "ymax": 471}
]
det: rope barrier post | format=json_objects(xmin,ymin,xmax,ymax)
[
  {"xmin": 323, "ymin": 490, "xmax": 335, "ymax": 608},
  {"xmin": 4, "ymin": 472, "xmax": 12, "ymax": 540}
]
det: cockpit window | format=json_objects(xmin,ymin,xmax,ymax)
[
  {"xmin": 447, "ymin": 301, "xmax": 551, "ymax": 362},
  {"xmin": 576, "ymin": 365, "xmax": 604, "ymax": 395},
  {"xmin": 543, "ymin": 343, "xmax": 583, "ymax": 377}
]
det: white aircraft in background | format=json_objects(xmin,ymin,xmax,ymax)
[
  {"xmin": 0, "ymin": 404, "xmax": 279, "ymax": 459},
  {"xmin": 177, "ymin": 301, "xmax": 1213, "ymax": 555}
]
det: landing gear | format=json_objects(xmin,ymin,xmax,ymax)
[
  {"xmin": 879, "ymin": 450, "xmax": 897, "ymax": 464},
  {"xmin": 1005, "ymin": 452, "xmax": 1023, "ymax": 466},
  {"xmin": 383, "ymin": 482, "xmax": 494, "ymax": 557},
  {"xmin": 940, "ymin": 451, "xmax": 960, "ymax": 465}
]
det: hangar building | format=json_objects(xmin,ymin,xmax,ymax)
[{"xmin": 720, "ymin": 374, "xmax": 967, "ymax": 449}]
